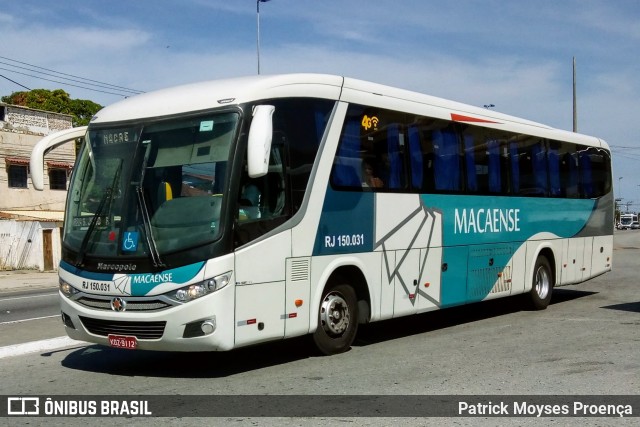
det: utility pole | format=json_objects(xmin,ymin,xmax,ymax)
[
  {"xmin": 573, "ymin": 56, "xmax": 577, "ymax": 132},
  {"xmin": 256, "ymin": 0, "xmax": 271, "ymax": 75}
]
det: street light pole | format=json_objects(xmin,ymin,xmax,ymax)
[
  {"xmin": 619, "ymin": 177, "xmax": 623, "ymax": 201},
  {"xmin": 573, "ymin": 56, "xmax": 578, "ymax": 132},
  {"xmin": 256, "ymin": 0, "xmax": 271, "ymax": 75}
]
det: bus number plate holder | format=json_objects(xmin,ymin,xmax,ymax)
[{"xmin": 108, "ymin": 334, "xmax": 138, "ymax": 350}]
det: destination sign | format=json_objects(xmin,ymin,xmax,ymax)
[{"xmin": 90, "ymin": 128, "xmax": 139, "ymax": 147}]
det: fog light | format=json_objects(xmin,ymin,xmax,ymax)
[
  {"xmin": 61, "ymin": 311, "xmax": 76, "ymax": 329},
  {"xmin": 183, "ymin": 317, "xmax": 217, "ymax": 338},
  {"xmin": 200, "ymin": 319, "xmax": 216, "ymax": 335}
]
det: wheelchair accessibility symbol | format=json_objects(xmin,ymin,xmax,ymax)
[{"xmin": 122, "ymin": 231, "xmax": 139, "ymax": 252}]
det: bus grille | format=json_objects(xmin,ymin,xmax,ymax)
[
  {"xmin": 76, "ymin": 296, "xmax": 172, "ymax": 312},
  {"xmin": 79, "ymin": 316, "xmax": 166, "ymax": 339}
]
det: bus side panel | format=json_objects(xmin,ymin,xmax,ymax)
[
  {"xmin": 466, "ymin": 243, "xmax": 515, "ymax": 302},
  {"xmin": 235, "ymin": 281, "xmax": 285, "ymax": 347},
  {"xmin": 234, "ymin": 231, "xmax": 291, "ymax": 347},
  {"xmin": 562, "ymin": 237, "xmax": 584, "ymax": 285},
  {"xmin": 416, "ymin": 246, "xmax": 442, "ymax": 313},
  {"xmin": 284, "ymin": 257, "xmax": 311, "ymax": 338},
  {"xmin": 559, "ymin": 238, "xmax": 570, "ymax": 285},
  {"xmin": 378, "ymin": 250, "xmax": 395, "ymax": 321},
  {"xmin": 391, "ymin": 249, "xmax": 420, "ymax": 318},
  {"xmin": 374, "ymin": 193, "xmax": 444, "ymax": 317},
  {"xmin": 591, "ymin": 235, "xmax": 613, "ymax": 278},
  {"xmin": 440, "ymin": 246, "xmax": 468, "ymax": 308},
  {"xmin": 509, "ymin": 242, "xmax": 527, "ymax": 295},
  {"xmin": 581, "ymin": 237, "xmax": 594, "ymax": 281}
]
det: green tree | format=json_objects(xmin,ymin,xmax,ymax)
[{"xmin": 1, "ymin": 89, "xmax": 102, "ymax": 126}]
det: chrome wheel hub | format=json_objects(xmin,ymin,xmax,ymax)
[
  {"xmin": 319, "ymin": 292, "xmax": 350, "ymax": 336},
  {"xmin": 535, "ymin": 266, "xmax": 550, "ymax": 300}
]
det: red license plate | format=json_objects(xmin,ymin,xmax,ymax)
[{"xmin": 108, "ymin": 334, "xmax": 138, "ymax": 349}]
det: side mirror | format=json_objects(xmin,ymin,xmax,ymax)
[
  {"xmin": 247, "ymin": 105, "xmax": 275, "ymax": 178},
  {"xmin": 30, "ymin": 126, "xmax": 88, "ymax": 191}
]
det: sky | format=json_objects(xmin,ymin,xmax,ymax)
[{"xmin": 1, "ymin": 0, "xmax": 639, "ymax": 208}]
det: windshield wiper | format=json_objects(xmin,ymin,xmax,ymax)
[
  {"xmin": 135, "ymin": 186, "xmax": 165, "ymax": 268},
  {"xmin": 75, "ymin": 159, "xmax": 123, "ymax": 267},
  {"xmin": 135, "ymin": 139, "xmax": 165, "ymax": 268}
]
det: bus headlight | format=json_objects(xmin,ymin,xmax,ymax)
[
  {"xmin": 59, "ymin": 278, "xmax": 79, "ymax": 298},
  {"xmin": 165, "ymin": 271, "xmax": 232, "ymax": 303}
]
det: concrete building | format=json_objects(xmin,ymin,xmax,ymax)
[{"xmin": 0, "ymin": 103, "xmax": 75, "ymax": 270}]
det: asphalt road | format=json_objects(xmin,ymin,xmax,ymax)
[
  {"xmin": 0, "ymin": 231, "xmax": 638, "ymax": 425},
  {"xmin": 0, "ymin": 289, "xmax": 58, "ymax": 323}
]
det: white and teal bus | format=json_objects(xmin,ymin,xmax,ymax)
[{"xmin": 31, "ymin": 74, "xmax": 613, "ymax": 355}]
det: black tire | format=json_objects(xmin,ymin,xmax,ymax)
[
  {"xmin": 312, "ymin": 283, "xmax": 359, "ymax": 355},
  {"xmin": 529, "ymin": 256, "xmax": 553, "ymax": 310}
]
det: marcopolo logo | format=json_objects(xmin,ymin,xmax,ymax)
[
  {"xmin": 97, "ymin": 262, "xmax": 137, "ymax": 272},
  {"xmin": 110, "ymin": 297, "xmax": 127, "ymax": 312}
]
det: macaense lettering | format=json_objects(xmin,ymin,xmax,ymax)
[{"xmin": 454, "ymin": 208, "xmax": 521, "ymax": 234}]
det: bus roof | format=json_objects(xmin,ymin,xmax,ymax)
[
  {"xmin": 91, "ymin": 73, "xmax": 607, "ymax": 150},
  {"xmin": 92, "ymin": 74, "xmax": 344, "ymax": 123}
]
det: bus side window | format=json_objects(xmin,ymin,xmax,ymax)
[
  {"xmin": 487, "ymin": 139, "xmax": 501, "ymax": 193},
  {"xmin": 236, "ymin": 140, "xmax": 289, "ymax": 245},
  {"xmin": 464, "ymin": 133, "xmax": 477, "ymax": 192},
  {"xmin": 332, "ymin": 119, "xmax": 363, "ymax": 188},
  {"xmin": 548, "ymin": 141, "xmax": 561, "ymax": 197},
  {"xmin": 433, "ymin": 127, "xmax": 461, "ymax": 192},
  {"xmin": 386, "ymin": 124, "xmax": 404, "ymax": 190},
  {"xmin": 408, "ymin": 125, "xmax": 423, "ymax": 191},
  {"xmin": 580, "ymin": 150, "xmax": 594, "ymax": 198}
]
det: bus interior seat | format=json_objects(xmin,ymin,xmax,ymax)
[
  {"xmin": 157, "ymin": 181, "xmax": 173, "ymax": 204},
  {"xmin": 240, "ymin": 183, "xmax": 261, "ymax": 207}
]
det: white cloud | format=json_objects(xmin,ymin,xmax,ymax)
[
  {"xmin": 0, "ymin": 12, "xmax": 14, "ymax": 23},
  {"xmin": 575, "ymin": 2, "xmax": 640, "ymax": 41}
]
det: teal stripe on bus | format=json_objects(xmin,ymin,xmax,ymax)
[{"xmin": 423, "ymin": 194, "xmax": 595, "ymax": 246}]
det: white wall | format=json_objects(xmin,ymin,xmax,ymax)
[{"xmin": 0, "ymin": 220, "xmax": 62, "ymax": 271}]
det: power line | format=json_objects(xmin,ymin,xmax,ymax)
[
  {"xmin": 609, "ymin": 145, "xmax": 640, "ymax": 150},
  {"xmin": 0, "ymin": 55, "xmax": 144, "ymax": 97},
  {"xmin": 609, "ymin": 147, "xmax": 640, "ymax": 162},
  {"xmin": 0, "ymin": 59, "xmax": 141, "ymax": 95},
  {"xmin": 0, "ymin": 74, "xmax": 31, "ymax": 91},
  {"xmin": 0, "ymin": 66, "xmax": 137, "ymax": 97},
  {"xmin": 0, "ymin": 55, "xmax": 142, "ymax": 94}
]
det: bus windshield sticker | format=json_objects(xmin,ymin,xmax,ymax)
[
  {"xmin": 122, "ymin": 231, "xmax": 139, "ymax": 252},
  {"xmin": 200, "ymin": 120, "xmax": 214, "ymax": 132},
  {"xmin": 361, "ymin": 114, "xmax": 379, "ymax": 131}
]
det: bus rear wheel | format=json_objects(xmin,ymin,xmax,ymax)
[
  {"xmin": 312, "ymin": 283, "xmax": 358, "ymax": 355},
  {"xmin": 529, "ymin": 256, "xmax": 553, "ymax": 310}
]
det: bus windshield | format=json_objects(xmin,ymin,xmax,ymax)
[
  {"xmin": 64, "ymin": 112, "xmax": 239, "ymax": 263},
  {"xmin": 620, "ymin": 216, "xmax": 633, "ymax": 226}
]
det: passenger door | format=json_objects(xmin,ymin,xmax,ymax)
[{"xmin": 234, "ymin": 143, "xmax": 291, "ymax": 347}]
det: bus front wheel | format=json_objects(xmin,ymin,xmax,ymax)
[
  {"xmin": 313, "ymin": 283, "xmax": 358, "ymax": 355},
  {"xmin": 529, "ymin": 256, "xmax": 553, "ymax": 310}
]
